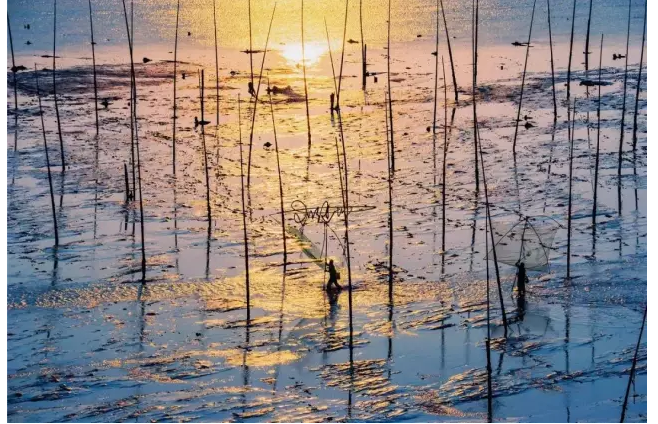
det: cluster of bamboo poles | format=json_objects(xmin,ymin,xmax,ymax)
[{"xmin": 7, "ymin": 0, "xmax": 647, "ymax": 418}]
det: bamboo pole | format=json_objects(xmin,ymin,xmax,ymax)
[
  {"xmin": 336, "ymin": 0, "xmax": 349, "ymax": 110},
  {"xmin": 476, "ymin": 124, "xmax": 508, "ymax": 336},
  {"xmin": 566, "ymin": 0, "xmax": 576, "ymax": 106},
  {"xmin": 237, "ymin": 95, "xmax": 251, "ymax": 320},
  {"xmin": 200, "ymin": 70, "xmax": 212, "ymax": 225},
  {"xmin": 384, "ymin": 92, "xmax": 393, "ymax": 302},
  {"xmin": 593, "ymin": 35, "xmax": 603, "ymax": 227},
  {"xmin": 124, "ymin": 162, "xmax": 130, "ymax": 202},
  {"xmin": 213, "ymin": 0, "xmax": 220, "ymax": 126},
  {"xmin": 36, "ymin": 66, "xmax": 59, "ymax": 246},
  {"xmin": 512, "ymin": 0, "xmax": 537, "ymax": 155},
  {"xmin": 121, "ymin": 0, "xmax": 147, "ymax": 280},
  {"xmin": 248, "ymin": 0, "xmax": 253, "ymax": 86},
  {"xmin": 471, "ymin": 0, "xmax": 480, "ymax": 191},
  {"xmin": 172, "ymin": 0, "xmax": 179, "ymax": 176},
  {"xmin": 620, "ymin": 306, "xmax": 647, "ymax": 423},
  {"xmin": 8, "ymin": 14, "xmax": 18, "ymax": 123},
  {"xmin": 546, "ymin": 0, "xmax": 557, "ymax": 121},
  {"xmin": 246, "ymin": 3, "xmax": 277, "ymax": 188},
  {"xmin": 442, "ymin": 57, "xmax": 447, "ymax": 255},
  {"xmin": 439, "ymin": 0, "xmax": 458, "ymax": 102},
  {"xmin": 88, "ymin": 0, "xmax": 99, "ymax": 134},
  {"xmin": 325, "ymin": 19, "xmax": 339, "ymax": 96},
  {"xmin": 268, "ymin": 82, "xmax": 287, "ymax": 264},
  {"xmin": 360, "ymin": 0, "xmax": 365, "ymax": 90},
  {"xmin": 301, "ymin": 0, "xmax": 312, "ymax": 147},
  {"xmin": 632, "ymin": 0, "xmax": 646, "ymax": 152},
  {"xmin": 432, "ymin": 0, "xmax": 440, "ymax": 136},
  {"xmin": 53, "ymin": 0, "xmax": 65, "ymax": 171},
  {"xmin": 567, "ymin": 99, "xmax": 576, "ymax": 279},
  {"xmin": 584, "ymin": 0, "xmax": 593, "ymax": 72},
  {"xmin": 618, "ymin": 0, "xmax": 632, "ymax": 176},
  {"xmin": 386, "ymin": 0, "xmax": 395, "ymax": 172}
]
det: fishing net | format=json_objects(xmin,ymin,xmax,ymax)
[{"xmin": 486, "ymin": 216, "xmax": 561, "ymax": 271}]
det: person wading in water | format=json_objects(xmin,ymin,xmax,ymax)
[{"xmin": 326, "ymin": 259, "xmax": 342, "ymax": 291}]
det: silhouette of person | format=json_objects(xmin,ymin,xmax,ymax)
[
  {"xmin": 329, "ymin": 93, "xmax": 335, "ymax": 113},
  {"xmin": 516, "ymin": 261, "xmax": 528, "ymax": 295},
  {"xmin": 326, "ymin": 259, "xmax": 342, "ymax": 291},
  {"xmin": 248, "ymin": 81, "xmax": 255, "ymax": 97}
]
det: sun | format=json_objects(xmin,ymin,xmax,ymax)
[{"xmin": 279, "ymin": 41, "xmax": 326, "ymax": 68}]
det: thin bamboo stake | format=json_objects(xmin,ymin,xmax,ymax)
[
  {"xmin": 512, "ymin": 0, "xmax": 537, "ymax": 155},
  {"xmin": 584, "ymin": 0, "xmax": 593, "ymax": 72},
  {"xmin": 439, "ymin": 0, "xmax": 458, "ymax": 102},
  {"xmin": 124, "ymin": 162, "xmax": 130, "ymax": 202},
  {"xmin": 360, "ymin": 0, "xmax": 365, "ymax": 90},
  {"xmin": 386, "ymin": 0, "xmax": 395, "ymax": 172},
  {"xmin": 441, "ymin": 57, "xmax": 447, "ymax": 255},
  {"xmin": 237, "ymin": 95, "xmax": 251, "ymax": 320},
  {"xmin": 213, "ymin": 0, "xmax": 219, "ymax": 126},
  {"xmin": 593, "ymin": 35, "xmax": 603, "ymax": 227},
  {"xmin": 8, "ymin": 14, "xmax": 18, "ymax": 123},
  {"xmin": 632, "ymin": 0, "xmax": 646, "ymax": 152},
  {"xmin": 246, "ymin": 3, "xmax": 277, "ymax": 188},
  {"xmin": 476, "ymin": 124, "xmax": 508, "ymax": 337},
  {"xmin": 567, "ymin": 99, "xmax": 576, "ymax": 279},
  {"xmin": 53, "ymin": 0, "xmax": 65, "ymax": 171},
  {"xmin": 547, "ymin": 0, "xmax": 557, "ymax": 121},
  {"xmin": 336, "ymin": 0, "xmax": 349, "ymax": 110},
  {"xmin": 268, "ymin": 82, "xmax": 287, "ymax": 264},
  {"xmin": 566, "ymin": 0, "xmax": 576, "ymax": 105},
  {"xmin": 200, "ymin": 70, "xmax": 212, "ymax": 225},
  {"xmin": 121, "ymin": 0, "xmax": 147, "ymax": 280},
  {"xmin": 301, "ymin": 0, "xmax": 312, "ymax": 147},
  {"xmin": 618, "ymin": 0, "xmax": 632, "ymax": 176},
  {"xmin": 384, "ymin": 92, "xmax": 393, "ymax": 302},
  {"xmin": 471, "ymin": 0, "xmax": 479, "ymax": 191},
  {"xmin": 620, "ymin": 306, "xmax": 647, "ymax": 423},
  {"xmin": 88, "ymin": 0, "xmax": 99, "ymax": 134},
  {"xmin": 432, "ymin": 0, "xmax": 440, "ymax": 136},
  {"xmin": 248, "ymin": 0, "xmax": 253, "ymax": 86},
  {"xmin": 484, "ymin": 182, "xmax": 493, "ymax": 423},
  {"xmin": 36, "ymin": 66, "xmax": 59, "ymax": 246},
  {"xmin": 325, "ymin": 19, "xmax": 339, "ymax": 96},
  {"xmin": 172, "ymin": 0, "xmax": 179, "ymax": 176}
]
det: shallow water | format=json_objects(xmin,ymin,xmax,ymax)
[{"xmin": 7, "ymin": 0, "xmax": 647, "ymax": 422}]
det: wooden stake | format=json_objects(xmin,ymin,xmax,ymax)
[
  {"xmin": 53, "ymin": 0, "xmax": 65, "ymax": 171},
  {"xmin": 442, "ymin": 57, "xmax": 448, "ymax": 255},
  {"xmin": 121, "ymin": 0, "xmax": 147, "ymax": 280},
  {"xmin": 246, "ymin": 3, "xmax": 277, "ymax": 188},
  {"xmin": 36, "ymin": 66, "xmax": 59, "ymax": 246},
  {"xmin": 620, "ymin": 306, "xmax": 647, "ymax": 423},
  {"xmin": 432, "ymin": 0, "xmax": 440, "ymax": 136},
  {"xmin": 88, "ymin": 0, "xmax": 99, "ymax": 134},
  {"xmin": 439, "ymin": 0, "xmax": 458, "ymax": 102},
  {"xmin": 200, "ymin": 70, "xmax": 212, "ymax": 225},
  {"xmin": 471, "ymin": 0, "xmax": 480, "ymax": 191},
  {"xmin": 593, "ymin": 35, "xmax": 603, "ymax": 227},
  {"xmin": 301, "ymin": 0, "xmax": 312, "ymax": 147},
  {"xmin": 268, "ymin": 82, "xmax": 287, "ymax": 264},
  {"xmin": 386, "ymin": 0, "xmax": 395, "ymax": 172},
  {"xmin": 512, "ymin": 0, "xmax": 537, "ymax": 155},
  {"xmin": 618, "ymin": 0, "xmax": 632, "ymax": 176},
  {"xmin": 7, "ymin": 14, "xmax": 18, "ymax": 123},
  {"xmin": 336, "ymin": 0, "xmax": 349, "ymax": 110},
  {"xmin": 237, "ymin": 95, "xmax": 251, "ymax": 320},
  {"xmin": 172, "ymin": 0, "xmax": 179, "ymax": 176},
  {"xmin": 546, "ymin": 0, "xmax": 557, "ymax": 121},
  {"xmin": 476, "ymin": 124, "xmax": 508, "ymax": 336},
  {"xmin": 213, "ymin": 0, "xmax": 220, "ymax": 126},
  {"xmin": 584, "ymin": 0, "xmax": 593, "ymax": 72},
  {"xmin": 632, "ymin": 0, "xmax": 646, "ymax": 152},
  {"xmin": 566, "ymin": 0, "xmax": 576, "ymax": 105},
  {"xmin": 567, "ymin": 99, "xmax": 576, "ymax": 279}
]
